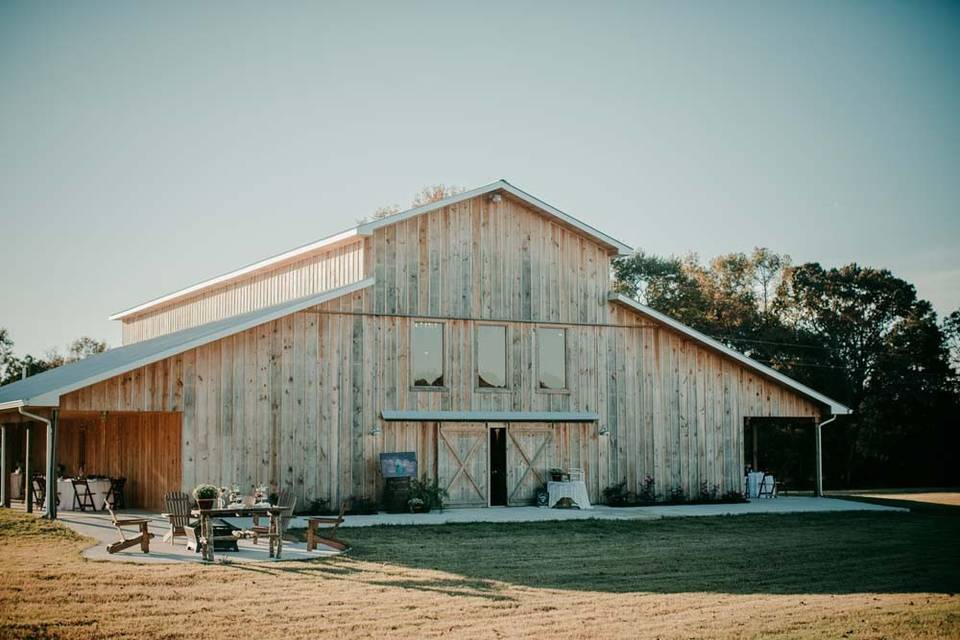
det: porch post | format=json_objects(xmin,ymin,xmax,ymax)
[
  {"xmin": 24, "ymin": 424, "xmax": 32, "ymax": 513},
  {"xmin": 45, "ymin": 410, "xmax": 58, "ymax": 519},
  {"xmin": 1, "ymin": 424, "xmax": 8, "ymax": 508},
  {"xmin": 815, "ymin": 419, "xmax": 823, "ymax": 498}
]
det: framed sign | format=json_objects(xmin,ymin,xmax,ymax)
[{"xmin": 380, "ymin": 452, "xmax": 418, "ymax": 478}]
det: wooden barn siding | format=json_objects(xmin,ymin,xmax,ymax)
[
  {"xmin": 62, "ymin": 296, "xmax": 821, "ymax": 506},
  {"xmin": 120, "ymin": 239, "xmax": 366, "ymax": 344},
  {"xmin": 17, "ymin": 413, "xmax": 181, "ymax": 510},
  {"xmin": 370, "ymin": 195, "xmax": 613, "ymax": 324}
]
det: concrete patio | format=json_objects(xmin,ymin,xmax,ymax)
[
  {"xmin": 55, "ymin": 509, "xmax": 342, "ymax": 564},
  {"xmin": 44, "ymin": 496, "xmax": 906, "ymax": 564}
]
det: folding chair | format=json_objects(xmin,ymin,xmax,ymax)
[
  {"xmin": 31, "ymin": 475, "xmax": 55, "ymax": 511},
  {"xmin": 757, "ymin": 473, "xmax": 777, "ymax": 499},
  {"xmin": 104, "ymin": 477, "xmax": 127, "ymax": 510},
  {"xmin": 71, "ymin": 478, "xmax": 97, "ymax": 511}
]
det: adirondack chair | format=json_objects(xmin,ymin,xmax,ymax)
[
  {"xmin": 251, "ymin": 491, "xmax": 297, "ymax": 544},
  {"xmin": 106, "ymin": 504, "xmax": 153, "ymax": 554},
  {"xmin": 306, "ymin": 500, "xmax": 350, "ymax": 551},
  {"xmin": 161, "ymin": 491, "xmax": 196, "ymax": 546}
]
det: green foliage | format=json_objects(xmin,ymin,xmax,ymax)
[
  {"xmin": 614, "ymin": 249, "xmax": 960, "ymax": 489},
  {"xmin": 192, "ymin": 484, "xmax": 219, "ymax": 500},
  {"xmin": 0, "ymin": 329, "xmax": 108, "ymax": 386},
  {"xmin": 348, "ymin": 496, "xmax": 378, "ymax": 515},
  {"xmin": 407, "ymin": 474, "xmax": 449, "ymax": 512}
]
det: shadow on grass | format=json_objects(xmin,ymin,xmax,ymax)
[
  {"xmin": 229, "ymin": 554, "xmax": 515, "ymax": 602},
  {"xmin": 291, "ymin": 510, "xmax": 960, "ymax": 596}
]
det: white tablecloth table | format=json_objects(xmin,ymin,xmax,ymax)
[
  {"xmin": 47, "ymin": 478, "xmax": 111, "ymax": 511},
  {"xmin": 547, "ymin": 480, "xmax": 592, "ymax": 509},
  {"xmin": 745, "ymin": 472, "xmax": 775, "ymax": 499}
]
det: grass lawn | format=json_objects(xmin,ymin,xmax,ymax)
[{"xmin": 1, "ymin": 507, "xmax": 959, "ymax": 639}]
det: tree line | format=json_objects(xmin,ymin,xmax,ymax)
[
  {"xmin": 0, "ymin": 330, "xmax": 107, "ymax": 386},
  {"xmin": 614, "ymin": 248, "xmax": 960, "ymax": 489}
]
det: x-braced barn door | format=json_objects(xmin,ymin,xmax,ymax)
[
  {"xmin": 437, "ymin": 424, "xmax": 488, "ymax": 507},
  {"xmin": 506, "ymin": 425, "xmax": 554, "ymax": 506}
]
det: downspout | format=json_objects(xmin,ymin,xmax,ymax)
[
  {"xmin": 815, "ymin": 415, "xmax": 838, "ymax": 498},
  {"xmin": 18, "ymin": 406, "xmax": 56, "ymax": 519}
]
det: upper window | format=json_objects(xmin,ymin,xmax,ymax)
[
  {"xmin": 477, "ymin": 325, "xmax": 507, "ymax": 389},
  {"xmin": 412, "ymin": 322, "xmax": 444, "ymax": 387},
  {"xmin": 537, "ymin": 328, "xmax": 567, "ymax": 390}
]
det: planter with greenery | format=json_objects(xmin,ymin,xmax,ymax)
[
  {"xmin": 548, "ymin": 467, "xmax": 566, "ymax": 482},
  {"xmin": 193, "ymin": 484, "xmax": 219, "ymax": 510},
  {"xmin": 407, "ymin": 475, "xmax": 448, "ymax": 513}
]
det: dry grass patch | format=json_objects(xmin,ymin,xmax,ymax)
[{"xmin": 1, "ymin": 509, "xmax": 959, "ymax": 639}]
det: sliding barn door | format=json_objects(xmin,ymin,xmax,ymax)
[
  {"xmin": 506, "ymin": 424, "xmax": 554, "ymax": 506},
  {"xmin": 437, "ymin": 424, "xmax": 488, "ymax": 507}
]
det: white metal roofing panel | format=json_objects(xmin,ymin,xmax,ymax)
[
  {"xmin": 111, "ymin": 180, "xmax": 632, "ymax": 320},
  {"xmin": 0, "ymin": 278, "xmax": 374, "ymax": 409}
]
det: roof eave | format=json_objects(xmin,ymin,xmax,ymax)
[{"xmin": 608, "ymin": 293, "xmax": 852, "ymax": 416}]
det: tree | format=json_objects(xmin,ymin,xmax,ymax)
[
  {"xmin": 0, "ymin": 331, "xmax": 109, "ymax": 386},
  {"xmin": 362, "ymin": 184, "xmax": 465, "ymax": 223},
  {"xmin": 410, "ymin": 184, "xmax": 464, "ymax": 208},
  {"xmin": 943, "ymin": 309, "xmax": 960, "ymax": 375}
]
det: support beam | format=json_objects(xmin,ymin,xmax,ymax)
[
  {"xmin": 1, "ymin": 424, "xmax": 8, "ymax": 508},
  {"xmin": 46, "ymin": 410, "xmax": 58, "ymax": 519},
  {"xmin": 24, "ymin": 425, "xmax": 31, "ymax": 513},
  {"xmin": 815, "ymin": 415, "xmax": 837, "ymax": 498}
]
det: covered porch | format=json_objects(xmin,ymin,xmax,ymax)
[{"xmin": 1, "ymin": 408, "xmax": 182, "ymax": 515}]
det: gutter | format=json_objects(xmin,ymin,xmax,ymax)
[
  {"xmin": 815, "ymin": 414, "xmax": 840, "ymax": 497},
  {"xmin": 18, "ymin": 406, "xmax": 56, "ymax": 519}
]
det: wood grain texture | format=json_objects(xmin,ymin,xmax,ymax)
[
  {"xmin": 57, "ymin": 192, "xmax": 825, "ymax": 507},
  {"xmin": 120, "ymin": 240, "xmax": 366, "ymax": 344}
]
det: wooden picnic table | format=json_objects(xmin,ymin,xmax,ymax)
[{"xmin": 191, "ymin": 505, "xmax": 286, "ymax": 562}]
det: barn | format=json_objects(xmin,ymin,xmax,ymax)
[{"xmin": 0, "ymin": 180, "xmax": 849, "ymax": 513}]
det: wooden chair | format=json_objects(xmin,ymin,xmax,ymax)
[
  {"xmin": 161, "ymin": 491, "xmax": 196, "ymax": 546},
  {"xmin": 71, "ymin": 478, "xmax": 97, "ymax": 511},
  {"xmin": 252, "ymin": 491, "xmax": 297, "ymax": 544},
  {"xmin": 306, "ymin": 500, "xmax": 350, "ymax": 551},
  {"xmin": 106, "ymin": 504, "xmax": 153, "ymax": 554},
  {"xmin": 31, "ymin": 475, "xmax": 47, "ymax": 511},
  {"xmin": 104, "ymin": 477, "xmax": 127, "ymax": 510}
]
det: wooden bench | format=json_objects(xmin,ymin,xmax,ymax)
[
  {"xmin": 106, "ymin": 504, "xmax": 154, "ymax": 554},
  {"xmin": 306, "ymin": 501, "xmax": 349, "ymax": 551}
]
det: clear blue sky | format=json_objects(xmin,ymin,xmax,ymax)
[{"xmin": 1, "ymin": 1, "xmax": 958, "ymax": 356}]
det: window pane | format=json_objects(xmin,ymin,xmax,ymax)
[
  {"xmin": 412, "ymin": 322, "xmax": 444, "ymax": 387},
  {"xmin": 537, "ymin": 329, "xmax": 566, "ymax": 390},
  {"xmin": 477, "ymin": 325, "xmax": 507, "ymax": 388}
]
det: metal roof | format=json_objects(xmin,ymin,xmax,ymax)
[
  {"xmin": 608, "ymin": 293, "xmax": 852, "ymax": 415},
  {"xmin": 381, "ymin": 410, "xmax": 599, "ymax": 422},
  {"xmin": 0, "ymin": 279, "xmax": 373, "ymax": 411},
  {"xmin": 110, "ymin": 180, "xmax": 633, "ymax": 320}
]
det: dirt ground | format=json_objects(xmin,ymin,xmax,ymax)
[{"xmin": 1, "ymin": 508, "xmax": 959, "ymax": 639}]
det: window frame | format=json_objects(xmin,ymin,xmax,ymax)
[
  {"xmin": 474, "ymin": 323, "xmax": 511, "ymax": 392},
  {"xmin": 410, "ymin": 320, "xmax": 447, "ymax": 391},
  {"xmin": 535, "ymin": 326, "xmax": 570, "ymax": 394}
]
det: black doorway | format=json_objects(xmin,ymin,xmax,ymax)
[{"xmin": 489, "ymin": 426, "xmax": 507, "ymax": 506}]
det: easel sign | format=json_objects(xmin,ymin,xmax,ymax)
[{"xmin": 380, "ymin": 452, "xmax": 417, "ymax": 478}]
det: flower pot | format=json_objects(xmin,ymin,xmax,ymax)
[
  {"xmin": 550, "ymin": 473, "xmax": 564, "ymax": 482},
  {"xmin": 196, "ymin": 498, "xmax": 215, "ymax": 510}
]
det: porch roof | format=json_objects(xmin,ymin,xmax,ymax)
[
  {"xmin": 381, "ymin": 410, "xmax": 600, "ymax": 422},
  {"xmin": 0, "ymin": 278, "xmax": 374, "ymax": 411}
]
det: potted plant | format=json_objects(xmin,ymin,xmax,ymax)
[
  {"xmin": 549, "ymin": 467, "xmax": 565, "ymax": 482},
  {"xmin": 407, "ymin": 497, "xmax": 428, "ymax": 513},
  {"xmin": 193, "ymin": 483, "xmax": 219, "ymax": 510},
  {"xmin": 406, "ymin": 475, "xmax": 449, "ymax": 513}
]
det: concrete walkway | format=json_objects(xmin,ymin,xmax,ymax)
[
  {"xmin": 54, "ymin": 497, "xmax": 904, "ymax": 564},
  {"xmin": 327, "ymin": 496, "xmax": 905, "ymax": 528}
]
